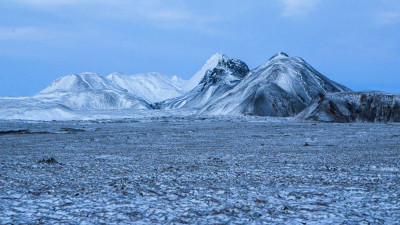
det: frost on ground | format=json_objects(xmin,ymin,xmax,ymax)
[{"xmin": 0, "ymin": 117, "xmax": 399, "ymax": 224}]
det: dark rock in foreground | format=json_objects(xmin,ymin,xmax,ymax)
[
  {"xmin": 296, "ymin": 92, "xmax": 400, "ymax": 122},
  {"xmin": 38, "ymin": 157, "xmax": 59, "ymax": 164}
]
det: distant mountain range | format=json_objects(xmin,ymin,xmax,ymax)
[{"xmin": 0, "ymin": 52, "xmax": 399, "ymax": 122}]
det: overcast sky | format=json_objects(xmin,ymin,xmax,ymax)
[{"xmin": 1, "ymin": 0, "xmax": 399, "ymax": 96}]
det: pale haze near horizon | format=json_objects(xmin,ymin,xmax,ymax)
[{"xmin": 0, "ymin": 0, "xmax": 399, "ymax": 97}]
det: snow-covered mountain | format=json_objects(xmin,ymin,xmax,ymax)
[
  {"xmin": 157, "ymin": 52, "xmax": 350, "ymax": 116},
  {"xmin": 2, "ymin": 51, "xmax": 398, "ymax": 122},
  {"xmin": 156, "ymin": 53, "xmax": 250, "ymax": 110},
  {"xmin": 0, "ymin": 71, "xmax": 187, "ymax": 120},
  {"xmin": 32, "ymin": 71, "xmax": 190, "ymax": 110},
  {"xmin": 39, "ymin": 72, "xmax": 121, "ymax": 94},
  {"xmin": 200, "ymin": 52, "xmax": 350, "ymax": 116},
  {"xmin": 107, "ymin": 72, "xmax": 184, "ymax": 103},
  {"xmin": 181, "ymin": 53, "xmax": 239, "ymax": 92},
  {"xmin": 296, "ymin": 91, "xmax": 400, "ymax": 122},
  {"xmin": 35, "ymin": 72, "xmax": 151, "ymax": 110}
]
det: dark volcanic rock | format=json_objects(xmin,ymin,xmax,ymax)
[
  {"xmin": 199, "ymin": 57, "xmax": 249, "ymax": 88},
  {"xmin": 0, "ymin": 129, "xmax": 30, "ymax": 135},
  {"xmin": 296, "ymin": 92, "xmax": 400, "ymax": 122},
  {"xmin": 38, "ymin": 157, "xmax": 59, "ymax": 164}
]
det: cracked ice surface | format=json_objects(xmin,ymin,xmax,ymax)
[{"xmin": 0, "ymin": 117, "xmax": 399, "ymax": 224}]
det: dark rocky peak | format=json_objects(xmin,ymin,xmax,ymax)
[
  {"xmin": 199, "ymin": 55, "xmax": 249, "ymax": 87},
  {"xmin": 269, "ymin": 52, "xmax": 289, "ymax": 60}
]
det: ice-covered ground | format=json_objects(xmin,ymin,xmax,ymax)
[{"xmin": 0, "ymin": 117, "xmax": 399, "ymax": 224}]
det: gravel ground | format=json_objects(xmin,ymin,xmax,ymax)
[{"xmin": 0, "ymin": 117, "xmax": 399, "ymax": 224}]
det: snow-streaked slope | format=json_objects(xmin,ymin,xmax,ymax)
[
  {"xmin": 0, "ymin": 71, "xmax": 188, "ymax": 120},
  {"xmin": 39, "ymin": 72, "xmax": 124, "ymax": 94},
  {"xmin": 38, "ymin": 90, "xmax": 150, "ymax": 110},
  {"xmin": 171, "ymin": 75, "xmax": 187, "ymax": 88},
  {"xmin": 156, "ymin": 53, "xmax": 249, "ymax": 110},
  {"xmin": 106, "ymin": 72, "xmax": 185, "ymax": 103},
  {"xmin": 0, "ymin": 96, "xmax": 172, "ymax": 121},
  {"xmin": 199, "ymin": 52, "xmax": 351, "ymax": 116},
  {"xmin": 36, "ymin": 73, "xmax": 151, "ymax": 110},
  {"xmin": 296, "ymin": 92, "xmax": 400, "ymax": 122},
  {"xmin": 0, "ymin": 97, "xmax": 80, "ymax": 121}
]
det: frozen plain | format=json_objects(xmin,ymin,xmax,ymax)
[{"xmin": 0, "ymin": 116, "xmax": 399, "ymax": 224}]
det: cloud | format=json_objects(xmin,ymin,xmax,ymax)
[
  {"xmin": 11, "ymin": 0, "xmax": 202, "ymax": 23},
  {"xmin": 11, "ymin": 0, "xmax": 94, "ymax": 7},
  {"xmin": 278, "ymin": 0, "xmax": 320, "ymax": 17},
  {"xmin": 100, "ymin": 1, "xmax": 197, "ymax": 24},
  {"xmin": 9, "ymin": 0, "xmax": 90, "ymax": 9},
  {"xmin": 377, "ymin": 11, "xmax": 400, "ymax": 25},
  {"xmin": 9, "ymin": 0, "xmax": 223, "ymax": 32},
  {"xmin": 0, "ymin": 26, "xmax": 49, "ymax": 41}
]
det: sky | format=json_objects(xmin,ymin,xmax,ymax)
[{"xmin": 0, "ymin": 0, "xmax": 399, "ymax": 96}]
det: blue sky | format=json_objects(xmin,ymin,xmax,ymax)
[{"xmin": 1, "ymin": 0, "xmax": 399, "ymax": 96}]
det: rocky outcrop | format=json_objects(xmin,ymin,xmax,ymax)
[{"xmin": 296, "ymin": 92, "xmax": 400, "ymax": 122}]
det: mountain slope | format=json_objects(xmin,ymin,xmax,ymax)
[
  {"xmin": 0, "ymin": 97, "xmax": 79, "ymax": 120},
  {"xmin": 199, "ymin": 52, "xmax": 351, "ymax": 116},
  {"xmin": 107, "ymin": 72, "xmax": 184, "ymax": 103},
  {"xmin": 296, "ymin": 92, "xmax": 400, "ymax": 122},
  {"xmin": 157, "ymin": 53, "xmax": 250, "ymax": 110}
]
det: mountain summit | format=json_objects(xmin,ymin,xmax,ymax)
[
  {"xmin": 39, "ymin": 72, "xmax": 120, "ymax": 94},
  {"xmin": 157, "ymin": 53, "xmax": 249, "ymax": 110},
  {"xmin": 182, "ymin": 53, "xmax": 247, "ymax": 92},
  {"xmin": 198, "ymin": 54, "xmax": 249, "ymax": 88},
  {"xmin": 269, "ymin": 52, "xmax": 289, "ymax": 60}
]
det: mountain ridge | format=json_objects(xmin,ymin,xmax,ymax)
[
  {"xmin": 1, "ymin": 52, "xmax": 398, "ymax": 122},
  {"xmin": 158, "ymin": 52, "xmax": 351, "ymax": 117}
]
